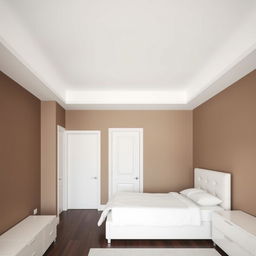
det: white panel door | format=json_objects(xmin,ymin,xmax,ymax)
[
  {"xmin": 67, "ymin": 131, "xmax": 100, "ymax": 209},
  {"xmin": 109, "ymin": 128, "xmax": 143, "ymax": 198}
]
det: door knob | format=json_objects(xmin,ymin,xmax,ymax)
[
  {"xmin": 134, "ymin": 177, "xmax": 139, "ymax": 180},
  {"xmin": 92, "ymin": 177, "xmax": 98, "ymax": 179}
]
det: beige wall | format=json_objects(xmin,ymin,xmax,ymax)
[
  {"xmin": 193, "ymin": 70, "xmax": 256, "ymax": 216},
  {"xmin": 41, "ymin": 102, "xmax": 65, "ymax": 214},
  {"xmin": 66, "ymin": 110, "xmax": 193, "ymax": 204},
  {"xmin": 2, "ymin": 65, "xmax": 254, "ymax": 233},
  {"xmin": 0, "ymin": 72, "xmax": 40, "ymax": 234},
  {"xmin": 56, "ymin": 103, "xmax": 65, "ymax": 128}
]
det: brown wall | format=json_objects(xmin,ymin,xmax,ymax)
[
  {"xmin": 0, "ymin": 72, "xmax": 40, "ymax": 234},
  {"xmin": 193, "ymin": 70, "xmax": 256, "ymax": 216},
  {"xmin": 66, "ymin": 110, "xmax": 193, "ymax": 204},
  {"xmin": 2, "ymin": 64, "xmax": 254, "ymax": 233},
  {"xmin": 41, "ymin": 102, "xmax": 65, "ymax": 214},
  {"xmin": 56, "ymin": 103, "xmax": 65, "ymax": 128}
]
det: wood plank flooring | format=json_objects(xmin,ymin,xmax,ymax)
[{"xmin": 45, "ymin": 210, "xmax": 227, "ymax": 256}]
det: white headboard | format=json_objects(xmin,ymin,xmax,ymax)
[{"xmin": 194, "ymin": 168, "xmax": 231, "ymax": 210}]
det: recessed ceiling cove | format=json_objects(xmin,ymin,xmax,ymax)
[{"xmin": 0, "ymin": 0, "xmax": 256, "ymax": 109}]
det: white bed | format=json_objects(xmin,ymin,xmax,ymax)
[
  {"xmin": 108, "ymin": 195, "xmax": 223, "ymax": 226},
  {"xmin": 101, "ymin": 168, "xmax": 231, "ymax": 243}
]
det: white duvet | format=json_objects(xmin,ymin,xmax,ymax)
[{"xmin": 98, "ymin": 192, "xmax": 201, "ymax": 226}]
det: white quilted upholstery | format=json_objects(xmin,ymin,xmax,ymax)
[{"xmin": 194, "ymin": 168, "xmax": 231, "ymax": 210}]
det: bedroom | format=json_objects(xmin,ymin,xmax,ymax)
[{"xmin": 0, "ymin": 1, "xmax": 256, "ymax": 256}]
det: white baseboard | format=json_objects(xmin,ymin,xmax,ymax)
[{"xmin": 98, "ymin": 204, "xmax": 106, "ymax": 211}]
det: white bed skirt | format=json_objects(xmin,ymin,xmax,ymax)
[{"xmin": 106, "ymin": 214, "xmax": 211, "ymax": 243}]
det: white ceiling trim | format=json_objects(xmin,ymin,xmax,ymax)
[
  {"xmin": 0, "ymin": 1, "xmax": 256, "ymax": 110},
  {"xmin": 66, "ymin": 90, "xmax": 187, "ymax": 105},
  {"xmin": 2, "ymin": 38, "xmax": 254, "ymax": 110},
  {"xmin": 0, "ymin": 41, "xmax": 65, "ymax": 108},
  {"xmin": 188, "ymin": 48, "xmax": 256, "ymax": 109},
  {"xmin": 0, "ymin": 1, "xmax": 65, "ymax": 101},
  {"xmin": 187, "ymin": 12, "xmax": 256, "ymax": 103},
  {"xmin": 65, "ymin": 104, "xmax": 191, "ymax": 110}
]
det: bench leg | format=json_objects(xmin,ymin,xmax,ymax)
[{"xmin": 107, "ymin": 238, "xmax": 111, "ymax": 244}]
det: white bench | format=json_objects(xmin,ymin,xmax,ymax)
[{"xmin": 0, "ymin": 215, "xmax": 58, "ymax": 256}]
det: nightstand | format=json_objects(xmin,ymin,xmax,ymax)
[{"xmin": 212, "ymin": 210, "xmax": 256, "ymax": 256}]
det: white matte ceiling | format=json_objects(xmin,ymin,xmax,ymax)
[{"xmin": 0, "ymin": 0, "xmax": 256, "ymax": 109}]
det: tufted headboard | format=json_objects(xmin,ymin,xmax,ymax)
[{"xmin": 194, "ymin": 168, "xmax": 231, "ymax": 210}]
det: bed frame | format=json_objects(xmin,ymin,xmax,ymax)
[{"xmin": 105, "ymin": 168, "xmax": 231, "ymax": 244}]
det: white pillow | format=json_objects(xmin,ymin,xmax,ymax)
[
  {"xmin": 180, "ymin": 188, "xmax": 204, "ymax": 197},
  {"xmin": 188, "ymin": 191, "xmax": 222, "ymax": 206}
]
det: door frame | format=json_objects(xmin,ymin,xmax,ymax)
[
  {"xmin": 108, "ymin": 128, "xmax": 143, "ymax": 199},
  {"xmin": 57, "ymin": 125, "xmax": 66, "ymax": 215},
  {"xmin": 65, "ymin": 130, "xmax": 101, "ymax": 209}
]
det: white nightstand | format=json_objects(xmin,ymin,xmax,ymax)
[{"xmin": 212, "ymin": 210, "xmax": 256, "ymax": 256}]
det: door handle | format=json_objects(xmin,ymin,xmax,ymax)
[
  {"xmin": 92, "ymin": 177, "xmax": 98, "ymax": 180},
  {"xmin": 134, "ymin": 177, "xmax": 139, "ymax": 180}
]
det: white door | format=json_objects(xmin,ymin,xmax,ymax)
[
  {"xmin": 67, "ymin": 131, "xmax": 100, "ymax": 209},
  {"xmin": 57, "ymin": 125, "xmax": 65, "ymax": 215},
  {"xmin": 109, "ymin": 128, "xmax": 143, "ymax": 198}
]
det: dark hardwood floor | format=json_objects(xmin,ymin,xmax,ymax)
[{"xmin": 45, "ymin": 210, "xmax": 227, "ymax": 256}]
